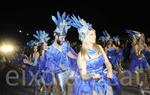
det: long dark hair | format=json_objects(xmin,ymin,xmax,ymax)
[
  {"xmin": 105, "ymin": 39, "xmax": 114, "ymax": 48},
  {"xmin": 38, "ymin": 42, "xmax": 46, "ymax": 56},
  {"xmin": 30, "ymin": 45, "xmax": 39, "ymax": 58}
]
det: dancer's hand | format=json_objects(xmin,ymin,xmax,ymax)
[
  {"xmin": 23, "ymin": 55, "xmax": 28, "ymax": 59},
  {"xmin": 23, "ymin": 55, "xmax": 29, "ymax": 64},
  {"xmin": 23, "ymin": 59, "xmax": 29, "ymax": 64},
  {"xmin": 61, "ymin": 64, "xmax": 66, "ymax": 71},
  {"xmin": 107, "ymin": 71, "xmax": 113, "ymax": 79},
  {"xmin": 91, "ymin": 73, "xmax": 100, "ymax": 79}
]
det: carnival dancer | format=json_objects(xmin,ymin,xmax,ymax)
[
  {"xmin": 23, "ymin": 40, "xmax": 39, "ymax": 85},
  {"xmin": 23, "ymin": 39, "xmax": 41, "ymax": 95},
  {"xmin": 45, "ymin": 11, "xmax": 77, "ymax": 95},
  {"xmin": 127, "ymin": 30, "xmax": 150, "ymax": 95},
  {"xmin": 113, "ymin": 36, "xmax": 124, "ymax": 72},
  {"xmin": 101, "ymin": 30, "xmax": 118, "ymax": 69},
  {"xmin": 32, "ymin": 30, "xmax": 53, "ymax": 94},
  {"xmin": 68, "ymin": 15, "xmax": 114, "ymax": 95}
]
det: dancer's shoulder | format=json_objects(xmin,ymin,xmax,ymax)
[
  {"xmin": 46, "ymin": 45, "xmax": 54, "ymax": 53},
  {"xmin": 97, "ymin": 44, "xmax": 103, "ymax": 49}
]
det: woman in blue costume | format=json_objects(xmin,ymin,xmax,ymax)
[
  {"xmin": 139, "ymin": 33, "xmax": 150, "ymax": 67},
  {"xmin": 99, "ymin": 32, "xmax": 122, "ymax": 95},
  {"xmin": 105, "ymin": 41, "xmax": 118, "ymax": 69},
  {"xmin": 138, "ymin": 33, "xmax": 150, "ymax": 91},
  {"xmin": 23, "ymin": 40, "xmax": 39, "ymax": 86},
  {"xmin": 129, "ymin": 39, "xmax": 139, "ymax": 72},
  {"xmin": 33, "ymin": 30, "xmax": 53, "ymax": 93},
  {"xmin": 127, "ymin": 31, "xmax": 150, "ymax": 72},
  {"xmin": 126, "ymin": 30, "xmax": 140, "ymax": 72},
  {"xmin": 127, "ymin": 30, "xmax": 150, "ymax": 94},
  {"xmin": 68, "ymin": 15, "xmax": 114, "ymax": 95},
  {"xmin": 23, "ymin": 40, "xmax": 40, "ymax": 95},
  {"xmin": 113, "ymin": 36, "xmax": 124, "ymax": 72},
  {"xmin": 138, "ymin": 33, "xmax": 150, "ymax": 71},
  {"xmin": 100, "ymin": 31, "xmax": 118, "ymax": 69},
  {"xmin": 135, "ymin": 40, "xmax": 150, "ymax": 95}
]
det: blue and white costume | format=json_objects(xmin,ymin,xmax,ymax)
[
  {"xmin": 46, "ymin": 11, "xmax": 77, "ymax": 95},
  {"xmin": 68, "ymin": 15, "xmax": 116, "ymax": 95},
  {"xmin": 73, "ymin": 49, "xmax": 114, "ymax": 95},
  {"xmin": 107, "ymin": 47, "xmax": 118, "ymax": 67},
  {"xmin": 126, "ymin": 30, "xmax": 150, "ymax": 72},
  {"xmin": 113, "ymin": 36, "xmax": 124, "ymax": 62},
  {"xmin": 25, "ymin": 40, "xmax": 39, "ymax": 87},
  {"xmin": 100, "ymin": 31, "xmax": 118, "ymax": 67},
  {"xmin": 33, "ymin": 30, "xmax": 52, "ymax": 85}
]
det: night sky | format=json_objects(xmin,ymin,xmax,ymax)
[{"xmin": 0, "ymin": 0, "xmax": 150, "ymax": 46}]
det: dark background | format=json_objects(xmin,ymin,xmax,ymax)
[
  {"xmin": 0, "ymin": 1, "xmax": 150, "ymax": 95},
  {"xmin": 0, "ymin": 0, "xmax": 150, "ymax": 46}
]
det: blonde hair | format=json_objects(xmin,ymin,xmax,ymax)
[
  {"xmin": 80, "ymin": 29, "xmax": 101, "ymax": 58},
  {"xmin": 135, "ymin": 39, "xmax": 143, "ymax": 56}
]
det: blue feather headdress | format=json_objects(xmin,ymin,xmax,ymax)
[
  {"xmin": 68, "ymin": 15, "xmax": 92, "ymax": 41},
  {"xmin": 99, "ymin": 30, "xmax": 112, "ymax": 42},
  {"xmin": 99, "ymin": 36, "xmax": 106, "ymax": 42},
  {"xmin": 33, "ymin": 30, "xmax": 50, "ymax": 43},
  {"xmin": 26, "ymin": 40, "xmax": 38, "ymax": 47},
  {"xmin": 126, "ymin": 29, "xmax": 141, "ymax": 39},
  {"xmin": 113, "ymin": 35, "xmax": 120, "ymax": 44},
  {"xmin": 52, "ymin": 11, "xmax": 71, "ymax": 36}
]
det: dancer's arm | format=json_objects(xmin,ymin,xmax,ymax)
[
  {"xmin": 66, "ymin": 41, "xmax": 77, "ymax": 59},
  {"xmin": 77, "ymin": 52, "xmax": 94, "ymax": 80},
  {"xmin": 99, "ymin": 45, "xmax": 113, "ymax": 79},
  {"xmin": 23, "ymin": 52, "xmax": 39, "ymax": 66},
  {"xmin": 67, "ymin": 51, "xmax": 77, "ymax": 59}
]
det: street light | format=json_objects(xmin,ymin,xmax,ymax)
[
  {"xmin": 26, "ymin": 33, "xmax": 29, "ymax": 36},
  {"xmin": 19, "ymin": 30, "xmax": 22, "ymax": 33},
  {"xmin": 0, "ymin": 44, "xmax": 15, "ymax": 54}
]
